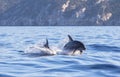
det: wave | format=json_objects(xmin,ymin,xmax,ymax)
[
  {"xmin": 89, "ymin": 44, "xmax": 120, "ymax": 52},
  {"xmin": 88, "ymin": 64, "xmax": 120, "ymax": 71},
  {"xmin": 0, "ymin": 74, "xmax": 15, "ymax": 77},
  {"xmin": 0, "ymin": 42, "xmax": 13, "ymax": 48}
]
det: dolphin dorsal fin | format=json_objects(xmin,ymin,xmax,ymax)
[
  {"xmin": 44, "ymin": 38, "xmax": 49, "ymax": 48},
  {"xmin": 68, "ymin": 35, "xmax": 73, "ymax": 41}
]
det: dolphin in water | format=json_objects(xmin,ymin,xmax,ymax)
[
  {"xmin": 25, "ymin": 39, "xmax": 56, "ymax": 56},
  {"xmin": 61, "ymin": 35, "xmax": 86, "ymax": 55}
]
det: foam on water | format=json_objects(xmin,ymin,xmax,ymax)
[{"xmin": 24, "ymin": 42, "xmax": 57, "ymax": 56}]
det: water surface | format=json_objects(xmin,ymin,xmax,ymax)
[{"xmin": 0, "ymin": 26, "xmax": 120, "ymax": 77}]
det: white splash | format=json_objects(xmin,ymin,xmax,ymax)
[
  {"xmin": 25, "ymin": 45, "xmax": 54, "ymax": 54},
  {"xmin": 60, "ymin": 49, "xmax": 81, "ymax": 55},
  {"xmin": 24, "ymin": 40, "xmax": 57, "ymax": 55}
]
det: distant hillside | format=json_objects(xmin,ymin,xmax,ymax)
[
  {"xmin": 0, "ymin": 0, "xmax": 22, "ymax": 13},
  {"xmin": 0, "ymin": 0, "xmax": 120, "ymax": 26}
]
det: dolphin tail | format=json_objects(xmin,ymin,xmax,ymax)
[
  {"xmin": 68, "ymin": 35, "xmax": 73, "ymax": 41},
  {"xmin": 44, "ymin": 38, "xmax": 49, "ymax": 48}
]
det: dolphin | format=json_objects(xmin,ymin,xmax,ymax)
[
  {"xmin": 62, "ymin": 35, "xmax": 86, "ymax": 55},
  {"xmin": 25, "ymin": 39, "xmax": 56, "ymax": 56},
  {"xmin": 40, "ymin": 38, "xmax": 56, "ymax": 55}
]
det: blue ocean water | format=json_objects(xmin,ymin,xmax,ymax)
[{"xmin": 0, "ymin": 26, "xmax": 120, "ymax": 77}]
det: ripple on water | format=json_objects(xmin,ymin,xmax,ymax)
[
  {"xmin": 0, "ymin": 42, "xmax": 13, "ymax": 48},
  {"xmin": 89, "ymin": 44, "xmax": 120, "ymax": 52},
  {"xmin": 0, "ymin": 33, "xmax": 10, "ymax": 37},
  {"xmin": 0, "ymin": 26, "xmax": 120, "ymax": 77},
  {"xmin": 0, "ymin": 74, "xmax": 15, "ymax": 77},
  {"xmin": 88, "ymin": 64, "xmax": 120, "ymax": 70}
]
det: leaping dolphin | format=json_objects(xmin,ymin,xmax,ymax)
[
  {"xmin": 25, "ymin": 39, "xmax": 56, "ymax": 56},
  {"xmin": 61, "ymin": 35, "xmax": 86, "ymax": 55}
]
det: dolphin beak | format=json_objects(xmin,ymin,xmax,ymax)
[
  {"xmin": 84, "ymin": 47, "xmax": 86, "ymax": 50},
  {"xmin": 85, "ymin": 49, "xmax": 86, "ymax": 51},
  {"xmin": 80, "ymin": 48, "xmax": 86, "ymax": 54}
]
